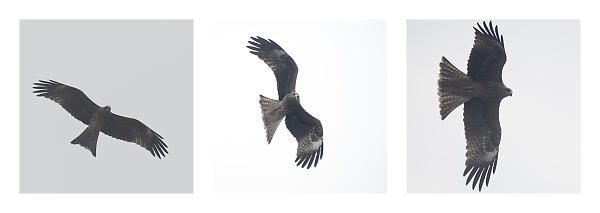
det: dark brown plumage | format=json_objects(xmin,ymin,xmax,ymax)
[
  {"xmin": 247, "ymin": 36, "xmax": 298, "ymax": 101},
  {"xmin": 248, "ymin": 36, "xmax": 323, "ymax": 169},
  {"xmin": 33, "ymin": 80, "xmax": 168, "ymax": 158},
  {"xmin": 437, "ymin": 21, "xmax": 512, "ymax": 191}
]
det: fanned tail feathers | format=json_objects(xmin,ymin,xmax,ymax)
[
  {"xmin": 438, "ymin": 57, "xmax": 473, "ymax": 120},
  {"xmin": 70, "ymin": 126, "xmax": 100, "ymax": 157},
  {"xmin": 259, "ymin": 95, "xmax": 285, "ymax": 143}
]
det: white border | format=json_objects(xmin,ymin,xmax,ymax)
[{"xmin": 1, "ymin": 0, "xmax": 596, "ymax": 212}]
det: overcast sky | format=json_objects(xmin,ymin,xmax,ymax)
[
  {"xmin": 203, "ymin": 20, "xmax": 387, "ymax": 193},
  {"xmin": 20, "ymin": 20, "xmax": 193, "ymax": 193},
  {"xmin": 407, "ymin": 20, "xmax": 580, "ymax": 193}
]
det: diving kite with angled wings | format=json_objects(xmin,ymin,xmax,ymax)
[
  {"xmin": 33, "ymin": 80, "xmax": 168, "ymax": 158},
  {"xmin": 437, "ymin": 21, "xmax": 512, "ymax": 191},
  {"xmin": 247, "ymin": 36, "xmax": 324, "ymax": 169}
]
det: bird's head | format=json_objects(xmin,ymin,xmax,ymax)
[
  {"xmin": 102, "ymin": 105, "xmax": 112, "ymax": 112},
  {"xmin": 289, "ymin": 91, "xmax": 300, "ymax": 102},
  {"xmin": 504, "ymin": 87, "xmax": 513, "ymax": 97}
]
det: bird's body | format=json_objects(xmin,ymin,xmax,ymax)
[
  {"xmin": 33, "ymin": 80, "xmax": 168, "ymax": 158},
  {"xmin": 88, "ymin": 106, "xmax": 112, "ymax": 130},
  {"xmin": 248, "ymin": 36, "xmax": 324, "ymax": 169},
  {"xmin": 437, "ymin": 21, "xmax": 511, "ymax": 191},
  {"xmin": 69, "ymin": 106, "xmax": 111, "ymax": 154}
]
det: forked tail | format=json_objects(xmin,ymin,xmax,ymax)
[
  {"xmin": 259, "ymin": 95, "xmax": 285, "ymax": 143},
  {"xmin": 70, "ymin": 126, "xmax": 100, "ymax": 157},
  {"xmin": 438, "ymin": 56, "xmax": 473, "ymax": 120}
]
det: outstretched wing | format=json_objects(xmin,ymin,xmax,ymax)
[
  {"xmin": 33, "ymin": 80, "xmax": 100, "ymax": 124},
  {"xmin": 462, "ymin": 98, "xmax": 501, "ymax": 191},
  {"xmin": 467, "ymin": 21, "xmax": 507, "ymax": 83},
  {"xmin": 100, "ymin": 113, "xmax": 168, "ymax": 159},
  {"xmin": 285, "ymin": 104, "xmax": 323, "ymax": 169},
  {"xmin": 247, "ymin": 36, "xmax": 298, "ymax": 100}
]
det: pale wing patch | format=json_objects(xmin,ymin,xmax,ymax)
[
  {"xmin": 272, "ymin": 49, "xmax": 287, "ymax": 57},
  {"xmin": 295, "ymin": 130, "xmax": 323, "ymax": 169}
]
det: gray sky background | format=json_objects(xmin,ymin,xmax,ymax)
[
  {"xmin": 20, "ymin": 20, "xmax": 193, "ymax": 193},
  {"xmin": 204, "ymin": 20, "xmax": 387, "ymax": 193},
  {"xmin": 407, "ymin": 20, "xmax": 580, "ymax": 193}
]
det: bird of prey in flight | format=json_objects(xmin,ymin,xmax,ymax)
[
  {"xmin": 247, "ymin": 36, "xmax": 324, "ymax": 169},
  {"xmin": 437, "ymin": 21, "xmax": 512, "ymax": 191},
  {"xmin": 33, "ymin": 80, "xmax": 168, "ymax": 158}
]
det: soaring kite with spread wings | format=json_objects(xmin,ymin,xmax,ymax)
[
  {"xmin": 247, "ymin": 36, "xmax": 324, "ymax": 169},
  {"xmin": 437, "ymin": 21, "xmax": 512, "ymax": 191},
  {"xmin": 33, "ymin": 80, "xmax": 168, "ymax": 158}
]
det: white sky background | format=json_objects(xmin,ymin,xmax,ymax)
[
  {"xmin": 407, "ymin": 20, "xmax": 580, "ymax": 193},
  {"xmin": 203, "ymin": 20, "xmax": 387, "ymax": 193},
  {"xmin": 20, "ymin": 20, "xmax": 193, "ymax": 193}
]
